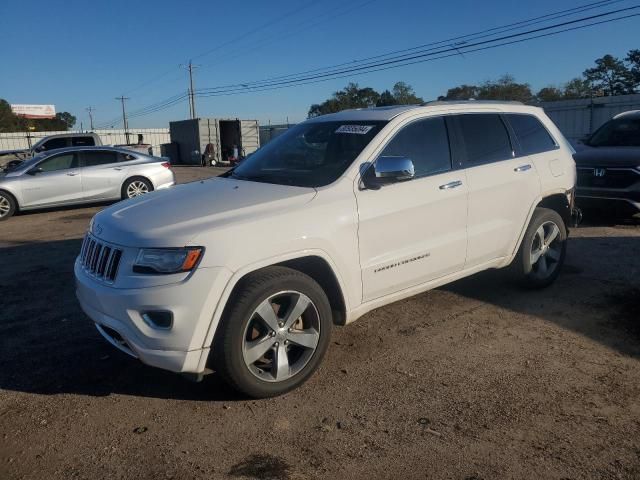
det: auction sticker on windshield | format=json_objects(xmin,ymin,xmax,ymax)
[{"xmin": 335, "ymin": 125, "xmax": 374, "ymax": 134}]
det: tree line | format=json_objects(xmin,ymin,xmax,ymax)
[
  {"xmin": 0, "ymin": 99, "xmax": 76, "ymax": 133},
  {"xmin": 308, "ymin": 49, "xmax": 640, "ymax": 117}
]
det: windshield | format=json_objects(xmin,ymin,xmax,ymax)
[
  {"xmin": 588, "ymin": 117, "xmax": 640, "ymax": 147},
  {"xmin": 1, "ymin": 152, "xmax": 47, "ymax": 173},
  {"xmin": 231, "ymin": 120, "xmax": 387, "ymax": 187}
]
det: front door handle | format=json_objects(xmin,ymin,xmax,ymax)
[
  {"xmin": 439, "ymin": 180, "xmax": 463, "ymax": 190},
  {"xmin": 66, "ymin": 172, "xmax": 79, "ymax": 176},
  {"xmin": 514, "ymin": 164, "xmax": 532, "ymax": 172}
]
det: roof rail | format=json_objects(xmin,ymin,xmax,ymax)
[{"xmin": 421, "ymin": 100, "xmax": 525, "ymax": 106}]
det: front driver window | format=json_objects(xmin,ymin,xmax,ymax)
[
  {"xmin": 379, "ymin": 117, "xmax": 452, "ymax": 177},
  {"xmin": 38, "ymin": 153, "xmax": 78, "ymax": 172}
]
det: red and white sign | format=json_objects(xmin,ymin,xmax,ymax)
[{"xmin": 10, "ymin": 104, "xmax": 56, "ymax": 119}]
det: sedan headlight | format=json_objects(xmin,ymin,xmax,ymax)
[{"xmin": 134, "ymin": 247, "xmax": 203, "ymax": 274}]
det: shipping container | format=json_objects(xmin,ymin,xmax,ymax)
[{"xmin": 169, "ymin": 118, "xmax": 260, "ymax": 165}]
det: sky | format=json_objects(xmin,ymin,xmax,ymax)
[{"xmin": 1, "ymin": 0, "xmax": 638, "ymax": 129}]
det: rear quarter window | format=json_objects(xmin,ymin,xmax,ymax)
[{"xmin": 506, "ymin": 114, "xmax": 557, "ymax": 155}]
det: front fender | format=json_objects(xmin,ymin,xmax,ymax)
[{"xmin": 193, "ymin": 248, "xmax": 350, "ymax": 373}]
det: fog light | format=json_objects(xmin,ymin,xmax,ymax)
[{"xmin": 141, "ymin": 311, "xmax": 173, "ymax": 329}]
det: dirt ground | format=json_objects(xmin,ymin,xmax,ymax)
[{"xmin": 1, "ymin": 166, "xmax": 639, "ymax": 480}]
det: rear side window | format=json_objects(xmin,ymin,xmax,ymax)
[
  {"xmin": 506, "ymin": 114, "xmax": 557, "ymax": 155},
  {"xmin": 380, "ymin": 117, "xmax": 451, "ymax": 177},
  {"xmin": 82, "ymin": 151, "xmax": 118, "ymax": 167},
  {"xmin": 457, "ymin": 114, "xmax": 513, "ymax": 165},
  {"xmin": 72, "ymin": 136, "xmax": 96, "ymax": 147}
]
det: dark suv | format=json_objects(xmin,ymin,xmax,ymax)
[{"xmin": 574, "ymin": 111, "xmax": 640, "ymax": 215}]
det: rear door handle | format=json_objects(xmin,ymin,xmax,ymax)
[
  {"xmin": 514, "ymin": 164, "xmax": 532, "ymax": 172},
  {"xmin": 113, "ymin": 167, "xmax": 123, "ymax": 171},
  {"xmin": 66, "ymin": 172, "xmax": 79, "ymax": 176},
  {"xmin": 439, "ymin": 180, "xmax": 463, "ymax": 190}
]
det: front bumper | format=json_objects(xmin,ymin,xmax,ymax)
[{"xmin": 75, "ymin": 258, "xmax": 231, "ymax": 373}]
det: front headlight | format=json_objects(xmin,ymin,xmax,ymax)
[{"xmin": 133, "ymin": 247, "xmax": 203, "ymax": 274}]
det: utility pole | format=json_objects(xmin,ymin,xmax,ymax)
[
  {"xmin": 116, "ymin": 96, "xmax": 130, "ymax": 144},
  {"xmin": 181, "ymin": 60, "xmax": 199, "ymax": 119},
  {"xmin": 86, "ymin": 106, "xmax": 95, "ymax": 130}
]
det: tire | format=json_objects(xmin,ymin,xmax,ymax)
[
  {"xmin": 212, "ymin": 266, "xmax": 333, "ymax": 398},
  {"xmin": 122, "ymin": 177, "xmax": 153, "ymax": 200},
  {"xmin": 0, "ymin": 191, "xmax": 16, "ymax": 221},
  {"xmin": 511, "ymin": 207, "xmax": 567, "ymax": 288}
]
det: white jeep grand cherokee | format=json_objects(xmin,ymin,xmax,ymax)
[{"xmin": 75, "ymin": 101, "xmax": 576, "ymax": 398}]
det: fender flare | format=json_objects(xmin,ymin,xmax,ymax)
[{"xmin": 195, "ymin": 248, "xmax": 351, "ymax": 372}]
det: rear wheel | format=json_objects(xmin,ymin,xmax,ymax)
[
  {"xmin": 122, "ymin": 177, "xmax": 153, "ymax": 199},
  {"xmin": 511, "ymin": 207, "xmax": 567, "ymax": 288},
  {"xmin": 212, "ymin": 266, "xmax": 332, "ymax": 398},
  {"xmin": 0, "ymin": 191, "xmax": 16, "ymax": 221}
]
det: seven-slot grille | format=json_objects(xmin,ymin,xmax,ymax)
[{"xmin": 79, "ymin": 234, "xmax": 122, "ymax": 283}]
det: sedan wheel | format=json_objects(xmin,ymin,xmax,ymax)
[
  {"xmin": 0, "ymin": 192, "xmax": 16, "ymax": 221},
  {"xmin": 126, "ymin": 180, "xmax": 150, "ymax": 198}
]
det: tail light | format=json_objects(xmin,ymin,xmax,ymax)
[{"xmin": 161, "ymin": 162, "xmax": 171, "ymax": 169}]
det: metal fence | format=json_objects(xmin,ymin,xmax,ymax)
[
  {"xmin": 540, "ymin": 94, "xmax": 640, "ymax": 142},
  {"xmin": 0, "ymin": 128, "xmax": 170, "ymax": 154}
]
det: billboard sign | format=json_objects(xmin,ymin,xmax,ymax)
[{"xmin": 11, "ymin": 104, "xmax": 56, "ymax": 119}]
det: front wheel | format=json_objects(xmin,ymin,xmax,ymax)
[
  {"xmin": 212, "ymin": 266, "xmax": 332, "ymax": 398},
  {"xmin": 511, "ymin": 207, "xmax": 567, "ymax": 288},
  {"xmin": 0, "ymin": 191, "xmax": 16, "ymax": 221}
]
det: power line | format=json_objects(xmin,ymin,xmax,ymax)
[
  {"xmin": 94, "ymin": 1, "xmax": 639, "ymax": 123},
  {"xmin": 194, "ymin": 4, "xmax": 640, "ymax": 97},
  {"xmin": 193, "ymin": 12, "xmax": 640, "ymax": 100},
  {"xmin": 198, "ymin": 0, "xmax": 622, "ymax": 86}
]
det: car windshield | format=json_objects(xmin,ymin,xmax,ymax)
[
  {"xmin": 230, "ymin": 120, "xmax": 387, "ymax": 187},
  {"xmin": 588, "ymin": 117, "xmax": 640, "ymax": 147},
  {"xmin": 2, "ymin": 152, "xmax": 47, "ymax": 173}
]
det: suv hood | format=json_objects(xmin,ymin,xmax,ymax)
[
  {"xmin": 573, "ymin": 146, "xmax": 640, "ymax": 168},
  {"xmin": 92, "ymin": 177, "xmax": 317, "ymax": 247}
]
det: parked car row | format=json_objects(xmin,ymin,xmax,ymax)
[{"xmin": 0, "ymin": 132, "xmax": 154, "ymax": 170}]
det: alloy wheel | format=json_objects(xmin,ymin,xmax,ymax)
[
  {"xmin": 529, "ymin": 220, "xmax": 562, "ymax": 280},
  {"xmin": 126, "ymin": 181, "xmax": 149, "ymax": 198},
  {"xmin": 0, "ymin": 196, "xmax": 10, "ymax": 218},
  {"xmin": 242, "ymin": 291, "xmax": 320, "ymax": 383}
]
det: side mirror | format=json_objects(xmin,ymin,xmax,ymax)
[
  {"xmin": 362, "ymin": 156, "xmax": 415, "ymax": 190},
  {"xmin": 375, "ymin": 156, "xmax": 415, "ymax": 181},
  {"xmin": 27, "ymin": 167, "xmax": 43, "ymax": 176}
]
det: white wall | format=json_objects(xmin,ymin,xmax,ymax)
[
  {"xmin": 541, "ymin": 94, "xmax": 640, "ymax": 141},
  {"xmin": 0, "ymin": 128, "xmax": 170, "ymax": 154}
]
